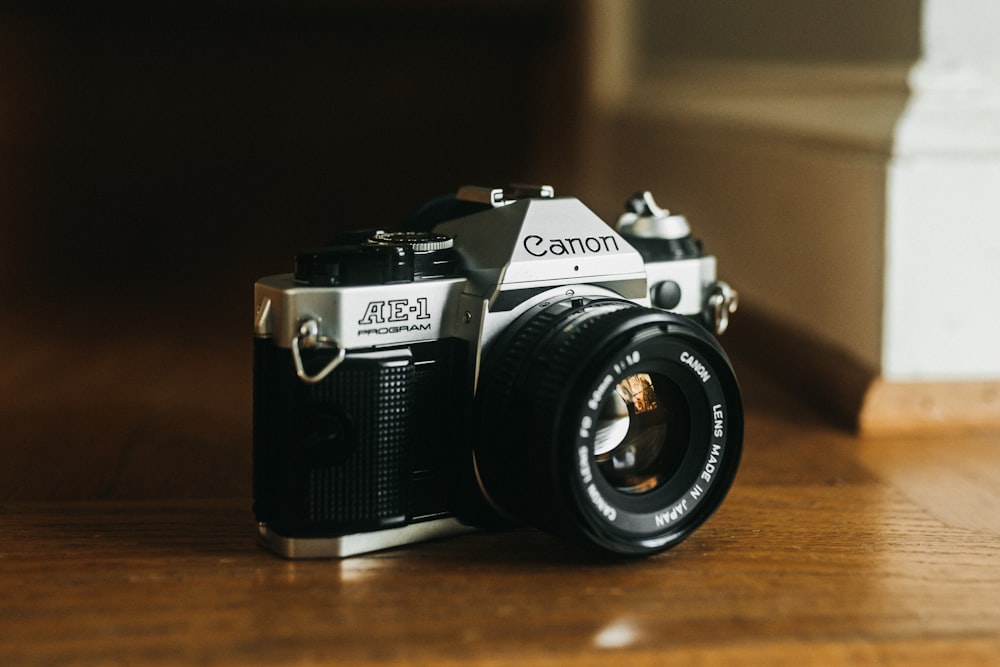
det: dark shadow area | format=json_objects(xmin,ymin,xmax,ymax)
[
  {"xmin": 1, "ymin": 2, "xmax": 583, "ymax": 321},
  {"xmin": 0, "ymin": 1, "xmax": 585, "ymax": 501}
]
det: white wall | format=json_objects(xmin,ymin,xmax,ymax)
[{"xmin": 883, "ymin": 2, "xmax": 1000, "ymax": 380}]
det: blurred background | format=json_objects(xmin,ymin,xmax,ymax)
[
  {"xmin": 1, "ymin": 1, "xmax": 997, "ymax": 500},
  {"xmin": 0, "ymin": 1, "xmax": 587, "ymax": 500},
  {"xmin": 0, "ymin": 1, "xmax": 585, "ymax": 326}
]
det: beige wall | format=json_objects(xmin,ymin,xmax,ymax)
[
  {"xmin": 578, "ymin": 0, "xmax": 1000, "ymax": 384},
  {"xmin": 634, "ymin": 0, "xmax": 920, "ymax": 64}
]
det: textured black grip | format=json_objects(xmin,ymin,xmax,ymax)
[
  {"xmin": 253, "ymin": 338, "xmax": 467, "ymax": 536},
  {"xmin": 301, "ymin": 361, "xmax": 414, "ymax": 525}
]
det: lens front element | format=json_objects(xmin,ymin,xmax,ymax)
[{"xmin": 593, "ymin": 373, "xmax": 689, "ymax": 495}]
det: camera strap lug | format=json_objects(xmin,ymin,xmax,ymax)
[
  {"xmin": 706, "ymin": 281, "xmax": 739, "ymax": 336},
  {"xmin": 292, "ymin": 318, "xmax": 346, "ymax": 384}
]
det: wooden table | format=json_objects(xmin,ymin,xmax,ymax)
[{"xmin": 3, "ymin": 368, "xmax": 1000, "ymax": 665}]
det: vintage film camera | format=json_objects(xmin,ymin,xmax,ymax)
[{"xmin": 253, "ymin": 185, "xmax": 742, "ymax": 558}]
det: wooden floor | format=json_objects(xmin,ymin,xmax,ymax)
[{"xmin": 2, "ymin": 353, "xmax": 1000, "ymax": 665}]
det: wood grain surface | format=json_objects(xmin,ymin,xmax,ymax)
[{"xmin": 3, "ymin": 366, "xmax": 999, "ymax": 666}]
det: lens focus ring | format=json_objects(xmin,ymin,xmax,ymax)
[
  {"xmin": 476, "ymin": 301, "xmax": 662, "ymax": 532},
  {"xmin": 484, "ymin": 300, "xmax": 637, "ymax": 427}
]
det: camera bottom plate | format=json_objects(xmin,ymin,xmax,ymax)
[{"xmin": 258, "ymin": 517, "xmax": 476, "ymax": 559}]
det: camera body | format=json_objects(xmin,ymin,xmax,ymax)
[{"xmin": 253, "ymin": 185, "xmax": 742, "ymax": 558}]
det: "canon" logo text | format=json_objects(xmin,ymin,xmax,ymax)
[{"xmin": 522, "ymin": 234, "xmax": 620, "ymax": 258}]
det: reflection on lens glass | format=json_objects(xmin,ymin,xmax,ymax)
[{"xmin": 593, "ymin": 373, "xmax": 689, "ymax": 494}]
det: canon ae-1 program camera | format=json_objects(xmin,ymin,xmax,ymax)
[{"xmin": 253, "ymin": 185, "xmax": 742, "ymax": 558}]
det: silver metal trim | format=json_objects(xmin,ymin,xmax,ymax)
[
  {"xmin": 254, "ymin": 297, "xmax": 273, "ymax": 337},
  {"xmin": 254, "ymin": 275, "xmax": 468, "ymax": 351},
  {"xmin": 258, "ymin": 518, "xmax": 476, "ymax": 559}
]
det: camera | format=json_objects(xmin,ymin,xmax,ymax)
[{"xmin": 253, "ymin": 185, "xmax": 742, "ymax": 558}]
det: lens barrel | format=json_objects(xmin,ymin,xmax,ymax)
[{"xmin": 474, "ymin": 297, "xmax": 742, "ymax": 556}]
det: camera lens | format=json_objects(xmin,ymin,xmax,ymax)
[
  {"xmin": 592, "ymin": 372, "xmax": 688, "ymax": 495},
  {"xmin": 473, "ymin": 297, "xmax": 742, "ymax": 556}
]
